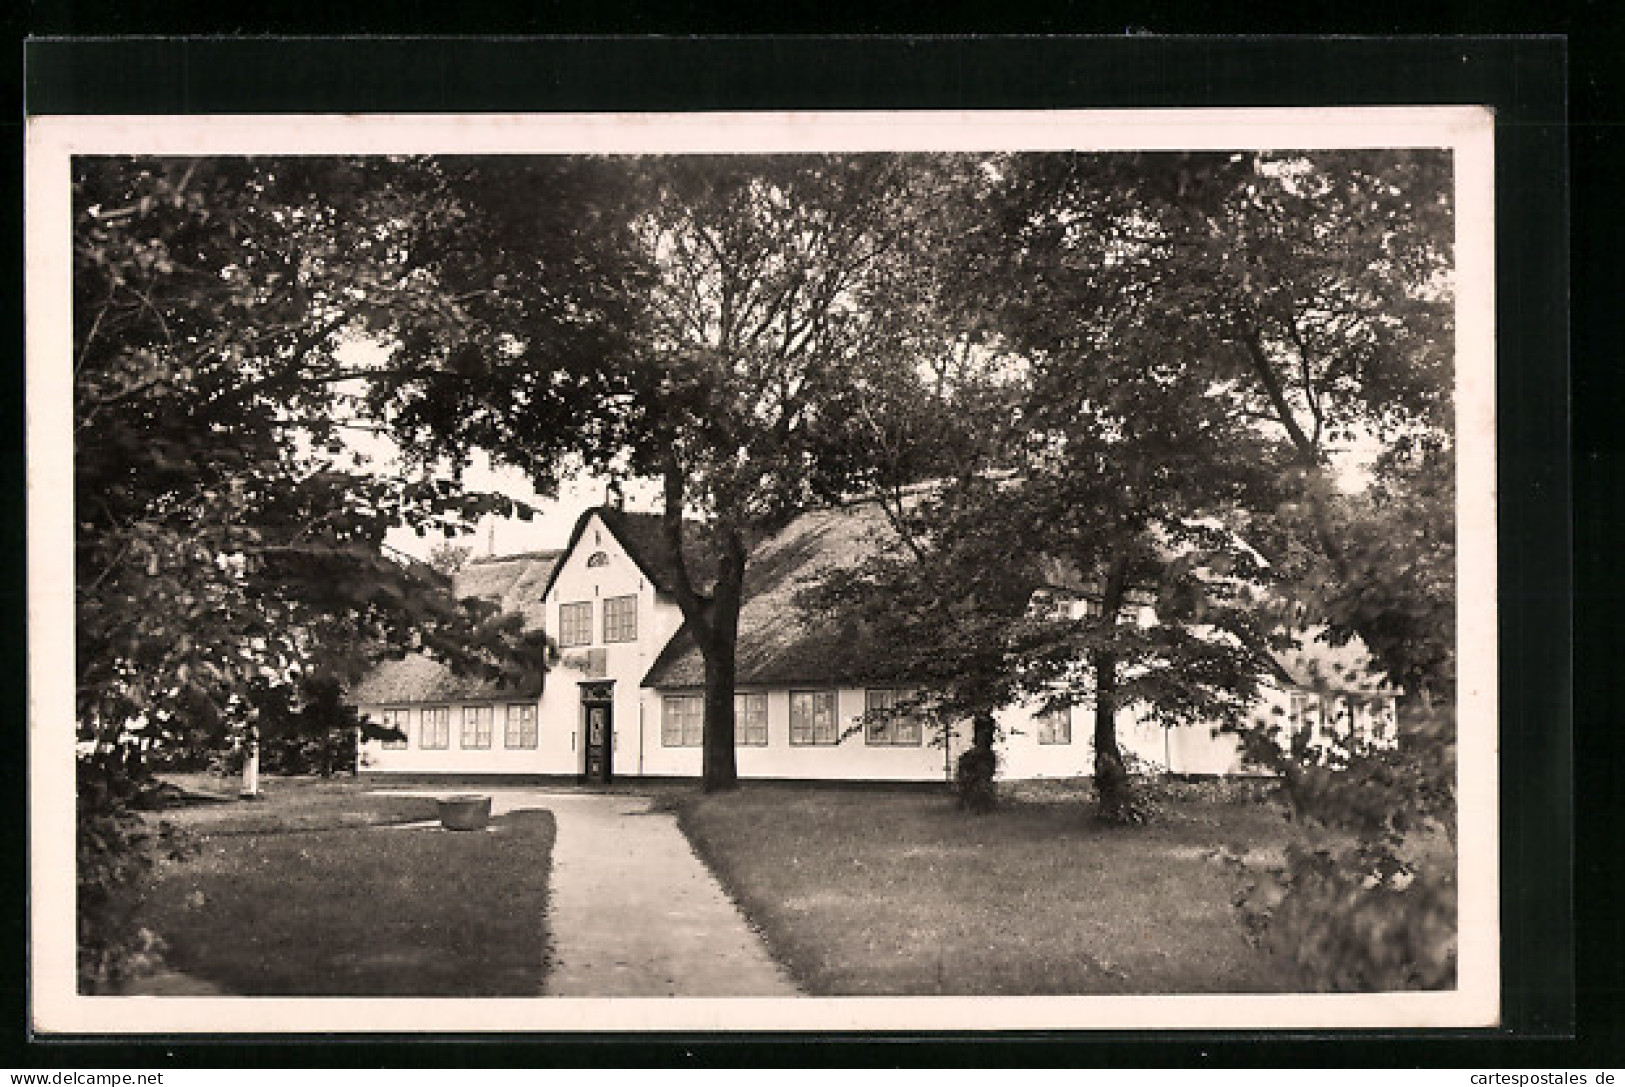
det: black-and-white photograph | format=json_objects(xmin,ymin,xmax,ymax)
[{"xmin": 28, "ymin": 108, "xmax": 1498, "ymax": 1033}]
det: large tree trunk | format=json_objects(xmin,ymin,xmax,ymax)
[
  {"xmin": 1090, "ymin": 554, "xmax": 1149, "ymax": 824},
  {"xmin": 971, "ymin": 711, "xmax": 996, "ymax": 756},
  {"xmin": 660, "ymin": 454, "xmax": 747, "ymax": 793},
  {"xmin": 698, "ymin": 522, "xmax": 747, "ymax": 794},
  {"xmin": 700, "ymin": 632, "xmax": 740, "ymax": 792},
  {"xmin": 1091, "ymin": 648, "xmax": 1140, "ymax": 823}
]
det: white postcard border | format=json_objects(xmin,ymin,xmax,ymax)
[{"xmin": 26, "ymin": 106, "xmax": 1499, "ymax": 1035}]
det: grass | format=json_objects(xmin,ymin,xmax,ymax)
[
  {"xmin": 132, "ymin": 778, "xmax": 557, "ymax": 996},
  {"xmin": 148, "ymin": 773, "xmax": 445, "ymax": 835},
  {"xmin": 674, "ymin": 780, "xmax": 1300, "ymax": 996}
]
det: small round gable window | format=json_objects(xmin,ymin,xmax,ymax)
[{"xmin": 586, "ymin": 551, "xmax": 610, "ymax": 568}]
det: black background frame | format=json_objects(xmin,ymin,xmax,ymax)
[{"xmin": 12, "ymin": 32, "xmax": 1585, "ymax": 1068}]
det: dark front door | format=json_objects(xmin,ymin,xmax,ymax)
[{"xmin": 582, "ymin": 697, "xmax": 613, "ymax": 784}]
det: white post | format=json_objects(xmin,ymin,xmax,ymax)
[{"xmin": 240, "ymin": 726, "xmax": 260, "ymax": 799}]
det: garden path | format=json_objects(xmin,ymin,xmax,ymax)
[{"xmin": 379, "ymin": 788, "xmax": 801, "ymax": 998}]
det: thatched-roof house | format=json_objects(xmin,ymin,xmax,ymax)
[
  {"xmin": 643, "ymin": 501, "xmax": 898, "ymax": 690},
  {"xmin": 352, "ymin": 502, "xmax": 1399, "ymax": 783},
  {"xmin": 350, "ymin": 549, "xmax": 563, "ymax": 704}
]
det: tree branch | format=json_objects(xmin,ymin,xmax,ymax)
[
  {"xmin": 1237, "ymin": 322, "xmax": 1317, "ymax": 461},
  {"xmin": 661, "ymin": 446, "xmax": 714, "ymax": 647},
  {"xmin": 1284, "ymin": 309, "xmax": 1325, "ymax": 447}
]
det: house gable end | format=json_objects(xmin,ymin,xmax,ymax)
[{"xmin": 537, "ymin": 506, "xmax": 715, "ymax": 609}]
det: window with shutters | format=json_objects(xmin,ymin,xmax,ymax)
[
  {"xmin": 558, "ymin": 601, "xmax": 593, "ymax": 647},
  {"xmin": 1288, "ymin": 692, "xmax": 1328, "ymax": 755},
  {"xmin": 789, "ymin": 690, "xmax": 838, "ymax": 746},
  {"xmin": 662, "ymin": 694, "xmax": 704, "ymax": 747},
  {"xmin": 504, "ymin": 703, "xmax": 538, "ymax": 748},
  {"xmin": 864, "ymin": 688, "xmax": 923, "ymax": 746},
  {"xmin": 735, "ymin": 692, "xmax": 768, "ymax": 746}
]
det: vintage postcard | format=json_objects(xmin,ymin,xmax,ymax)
[{"xmin": 28, "ymin": 107, "xmax": 1498, "ymax": 1034}]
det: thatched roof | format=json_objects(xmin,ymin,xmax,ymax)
[
  {"xmin": 644, "ymin": 501, "xmax": 1400, "ymax": 697},
  {"xmin": 1268, "ymin": 629, "xmax": 1396, "ymax": 696},
  {"xmin": 451, "ymin": 554, "xmax": 529, "ymax": 602},
  {"xmin": 349, "ymin": 549, "xmax": 562, "ymax": 706},
  {"xmin": 644, "ymin": 500, "xmax": 903, "ymax": 689},
  {"xmin": 348, "ymin": 653, "xmax": 543, "ymax": 705},
  {"xmin": 447, "ymin": 549, "xmax": 564, "ymax": 632}
]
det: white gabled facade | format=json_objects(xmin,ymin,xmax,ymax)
[
  {"xmin": 356, "ymin": 505, "xmax": 1399, "ymax": 783},
  {"xmin": 537, "ymin": 509, "xmax": 688, "ymax": 779}
]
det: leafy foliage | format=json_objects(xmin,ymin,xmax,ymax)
[
  {"xmin": 70, "ymin": 150, "xmax": 1460, "ymax": 989},
  {"xmin": 1277, "ymin": 440, "xmax": 1458, "ymax": 702},
  {"xmin": 76, "ymin": 755, "xmax": 193, "ymax": 992},
  {"xmin": 426, "ymin": 541, "xmax": 473, "ymax": 576},
  {"xmin": 1228, "ymin": 703, "xmax": 1457, "ymax": 990},
  {"xmin": 589, "ymin": 156, "xmax": 981, "ymax": 789},
  {"xmin": 994, "ymin": 149, "xmax": 1454, "ymax": 452},
  {"xmin": 74, "ymin": 157, "xmax": 550, "ymax": 756},
  {"xmin": 72, "ymin": 157, "xmax": 564, "ymax": 983},
  {"xmin": 250, "ymin": 673, "xmax": 372, "ymax": 776}
]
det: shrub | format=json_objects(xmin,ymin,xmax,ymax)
[
  {"xmin": 1090, "ymin": 748, "xmax": 1160, "ymax": 826},
  {"xmin": 76, "ymin": 754, "xmax": 190, "ymax": 992},
  {"xmin": 260, "ymin": 731, "xmax": 356, "ymax": 777},
  {"xmin": 955, "ymin": 745, "xmax": 999, "ymax": 813},
  {"xmin": 1093, "ymin": 772, "xmax": 1158, "ymax": 826},
  {"xmin": 1229, "ymin": 702, "xmax": 1457, "ymax": 990},
  {"xmin": 1233, "ymin": 836, "xmax": 1456, "ymax": 991}
]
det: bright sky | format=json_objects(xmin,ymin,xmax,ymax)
[
  {"xmin": 383, "ymin": 461, "xmax": 663, "ymax": 561},
  {"xmin": 338, "ymin": 338, "xmax": 1384, "ymax": 564},
  {"xmin": 377, "ymin": 437, "xmax": 1380, "ymax": 564},
  {"xmin": 329, "ymin": 335, "xmax": 664, "ymax": 561}
]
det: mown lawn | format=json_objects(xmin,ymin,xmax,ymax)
[
  {"xmin": 133, "ymin": 779, "xmax": 557, "ymax": 996},
  {"xmin": 675, "ymin": 782, "xmax": 1298, "ymax": 996},
  {"xmin": 148, "ymin": 773, "xmax": 443, "ymax": 834}
]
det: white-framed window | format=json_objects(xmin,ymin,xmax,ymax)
[
  {"xmin": 377, "ymin": 707, "xmax": 410, "ymax": 750},
  {"xmin": 461, "ymin": 704, "xmax": 493, "ymax": 749},
  {"xmin": 1288, "ymin": 692, "xmax": 1324, "ymax": 743},
  {"xmin": 662, "ymin": 694, "xmax": 704, "ymax": 747},
  {"xmin": 603, "ymin": 594, "xmax": 638, "ymax": 643},
  {"xmin": 421, "ymin": 706, "xmax": 450, "ymax": 750},
  {"xmin": 789, "ymin": 690, "xmax": 838, "ymax": 746},
  {"xmin": 504, "ymin": 703, "xmax": 538, "ymax": 749},
  {"xmin": 586, "ymin": 550, "xmax": 610, "ymax": 568},
  {"xmin": 864, "ymin": 688, "xmax": 923, "ymax": 746},
  {"xmin": 558, "ymin": 601, "xmax": 593, "ymax": 647},
  {"xmin": 735, "ymin": 692, "xmax": 768, "ymax": 746},
  {"xmin": 1036, "ymin": 705, "xmax": 1072, "ymax": 745}
]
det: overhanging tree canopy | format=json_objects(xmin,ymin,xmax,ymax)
[
  {"xmin": 73, "ymin": 157, "xmax": 554, "ymax": 753},
  {"xmin": 803, "ymin": 149, "xmax": 1456, "ymax": 820}
]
